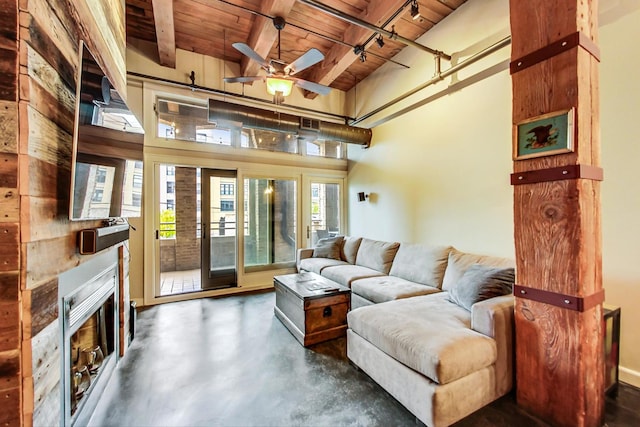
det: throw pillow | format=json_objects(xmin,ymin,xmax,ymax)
[
  {"xmin": 312, "ymin": 236, "xmax": 344, "ymax": 260},
  {"xmin": 448, "ymin": 264, "xmax": 515, "ymax": 311},
  {"xmin": 341, "ymin": 236, "xmax": 362, "ymax": 264},
  {"xmin": 441, "ymin": 248, "xmax": 514, "ymax": 292}
]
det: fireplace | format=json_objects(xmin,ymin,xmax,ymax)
[{"xmin": 59, "ymin": 249, "xmax": 120, "ymax": 426}]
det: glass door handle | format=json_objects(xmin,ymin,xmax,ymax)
[{"xmin": 307, "ymin": 226, "xmax": 310, "ymax": 239}]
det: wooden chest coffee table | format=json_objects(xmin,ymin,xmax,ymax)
[{"xmin": 274, "ymin": 272, "xmax": 350, "ymax": 346}]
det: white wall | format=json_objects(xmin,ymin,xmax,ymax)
[
  {"xmin": 600, "ymin": 5, "xmax": 640, "ymax": 387},
  {"xmin": 347, "ymin": 0, "xmax": 640, "ymax": 387}
]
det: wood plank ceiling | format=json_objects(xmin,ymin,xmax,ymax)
[{"xmin": 126, "ymin": 0, "xmax": 468, "ymax": 96}]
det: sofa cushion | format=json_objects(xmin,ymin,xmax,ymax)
[
  {"xmin": 299, "ymin": 257, "xmax": 348, "ymax": 275},
  {"xmin": 448, "ymin": 264, "xmax": 514, "ymax": 311},
  {"xmin": 441, "ymin": 248, "xmax": 514, "ymax": 292},
  {"xmin": 351, "ymin": 276, "xmax": 441, "ymax": 304},
  {"xmin": 341, "ymin": 236, "xmax": 362, "ymax": 264},
  {"xmin": 321, "ymin": 264, "xmax": 384, "ymax": 288},
  {"xmin": 389, "ymin": 243, "xmax": 451, "ymax": 288},
  {"xmin": 347, "ymin": 293, "xmax": 497, "ymax": 385},
  {"xmin": 355, "ymin": 238, "xmax": 400, "ymax": 274},
  {"xmin": 312, "ymin": 236, "xmax": 343, "ymax": 260}
]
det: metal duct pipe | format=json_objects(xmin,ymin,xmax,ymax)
[
  {"xmin": 208, "ymin": 100, "xmax": 372, "ymax": 146},
  {"xmin": 317, "ymin": 121, "xmax": 372, "ymax": 146},
  {"xmin": 298, "ymin": 0, "xmax": 451, "ymax": 60}
]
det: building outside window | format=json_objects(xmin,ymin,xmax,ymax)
[
  {"xmin": 92, "ymin": 189, "xmax": 103, "ymax": 202},
  {"xmin": 167, "ymin": 181, "xmax": 175, "ymax": 194},
  {"xmin": 221, "ymin": 183, "xmax": 234, "ymax": 195},
  {"xmin": 96, "ymin": 168, "xmax": 107, "ymax": 183},
  {"xmin": 133, "ymin": 174, "xmax": 143, "ymax": 188},
  {"xmin": 221, "ymin": 200, "xmax": 234, "ymax": 212}
]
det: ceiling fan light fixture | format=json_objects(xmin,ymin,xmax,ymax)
[
  {"xmin": 266, "ymin": 77, "xmax": 294, "ymax": 97},
  {"xmin": 411, "ymin": 1, "xmax": 420, "ymax": 20}
]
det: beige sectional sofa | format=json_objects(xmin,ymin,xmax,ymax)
[{"xmin": 296, "ymin": 236, "xmax": 515, "ymax": 427}]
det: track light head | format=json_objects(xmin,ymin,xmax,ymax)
[
  {"xmin": 411, "ymin": 1, "xmax": 420, "ymax": 20},
  {"xmin": 376, "ymin": 35, "xmax": 385, "ymax": 48},
  {"xmin": 359, "ymin": 51, "xmax": 367, "ymax": 62}
]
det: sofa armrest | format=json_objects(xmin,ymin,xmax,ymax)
[
  {"xmin": 471, "ymin": 295, "xmax": 514, "ymax": 395},
  {"xmin": 296, "ymin": 248, "xmax": 315, "ymax": 272}
]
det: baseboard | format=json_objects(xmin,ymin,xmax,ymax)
[{"xmin": 620, "ymin": 366, "xmax": 640, "ymax": 388}]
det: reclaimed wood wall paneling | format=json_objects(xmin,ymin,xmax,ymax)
[
  {"xmin": 30, "ymin": 320, "xmax": 60, "ymax": 421},
  {"xmin": 0, "ymin": 187, "xmax": 20, "ymax": 222},
  {"xmin": 25, "ymin": 278, "xmax": 58, "ymax": 338},
  {"xmin": 0, "ymin": 102, "xmax": 18, "ymax": 154}
]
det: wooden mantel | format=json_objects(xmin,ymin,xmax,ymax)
[{"xmin": 510, "ymin": 1, "xmax": 604, "ymax": 426}]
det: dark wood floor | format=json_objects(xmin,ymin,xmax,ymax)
[{"xmin": 89, "ymin": 291, "xmax": 640, "ymax": 426}]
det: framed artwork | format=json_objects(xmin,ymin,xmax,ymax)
[{"xmin": 514, "ymin": 108, "xmax": 574, "ymax": 160}]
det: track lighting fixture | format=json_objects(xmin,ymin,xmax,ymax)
[
  {"xmin": 411, "ymin": 0, "xmax": 420, "ymax": 20},
  {"xmin": 376, "ymin": 35, "xmax": 385, "ymax": 48},
  {"xmin": 353, "ymin": 45, "xmax": 367, "ymax": 62}
]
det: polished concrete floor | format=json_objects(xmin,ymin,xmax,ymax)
[{"xmin": 89, "ymin": 291, "xmax": 640, "ymax": 427}]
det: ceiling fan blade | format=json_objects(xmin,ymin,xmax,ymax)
[
  {"xmin": 224, "ymin": 76, "xmax": 264, "ymax": 84},
  {"xmin": 231, "ymin": 43, "xmax": 270, "ymax": 69},
  {"xmin": 284, "ymin": 48, "xmax": 324, "ymax": 75},
  {"xmin": 292, "ymin": 78, "xmax": 331, "ymax": 96}
]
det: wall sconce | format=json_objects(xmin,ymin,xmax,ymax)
[{"xmin": 357, "ymin": 192, "xmax": 369, "ymax": 202}]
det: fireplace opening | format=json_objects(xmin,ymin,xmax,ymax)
[{"xmin": 69, "ymin": 295, "xmax": 115, "ymax": 417}]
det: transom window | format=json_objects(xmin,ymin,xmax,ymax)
[{"xmin": 155, "ymin": 97, "xmax": 347, "ymax": 159}]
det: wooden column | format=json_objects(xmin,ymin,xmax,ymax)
[{"xmin": 510, "ymin": 1, "xmax": 604, "ymax": 427}]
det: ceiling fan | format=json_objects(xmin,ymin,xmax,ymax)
[{"xmin": 224, "ymin": 16, "xmax": 331, "ymax": 100}]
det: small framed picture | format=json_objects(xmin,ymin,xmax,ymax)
[{"xmin": 514, "ymin": 108, "xmax": 574, "ymax": 160}]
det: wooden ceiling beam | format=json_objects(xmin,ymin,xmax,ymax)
[
  {"xmin": 152, "ymin": 0, "xmax": 177, "ymax": 68},
  {"xmin": 304, "ymin": 0, "xmax": 408, "ymax": 99},
  {"xmin": 241, "ymin": 0, "xmax": 298, "ymax": 77}
]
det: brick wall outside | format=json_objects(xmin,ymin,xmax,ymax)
[
  {"xmin": 175, "ymin": 167, "xmax": 200, "ymax": 270},
  {"xmin": 159, "ymin": 239, "xmax": 176, "ymax": 272}
]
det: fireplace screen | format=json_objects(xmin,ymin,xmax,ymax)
[
  {"xmin": 69, "ymin": 295, "xmax": 115, "ymax": 416},
  {"xmin": 60, "ymin": 255, "xmax": 120, "ymax": 427}
]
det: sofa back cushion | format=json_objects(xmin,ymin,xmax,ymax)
[
  {"xmin": 312, "ymin": 236, "xmax": 343, "ymax": 260},
  {"xmin": 389, "ymin": 243, "xmax": 452, "ymax": 288},
  {"xmin": 441, "ymin": 248, "xmax": 514, "ymax": 292},
  {"xmin": 355, "ymin": 238, "xmax": 400, "ymax": 275},
  {"xmin": 341, "ymin": 236, "xmax": 362, "ymax": 264}
]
